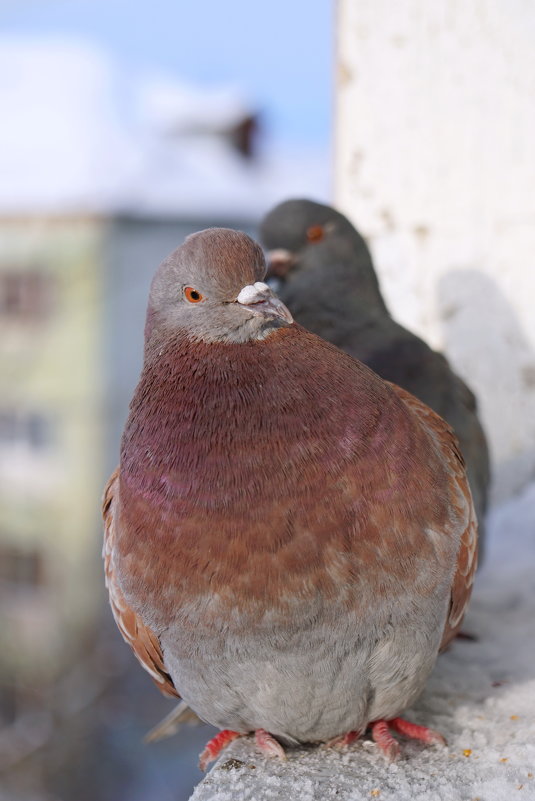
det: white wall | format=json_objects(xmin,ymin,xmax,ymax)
[{"xmin": 335, "ymin": 0, "xmax": 535, "ymax": 502}]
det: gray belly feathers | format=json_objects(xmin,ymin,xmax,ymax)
[{"xmin": 161, "ymin": 585, "xmax": 450, "ymax": 743}]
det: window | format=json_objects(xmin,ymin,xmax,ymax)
[
  {"xmin": 0, "ymin": 270, "xmax": 54, "ymax": 320},
  {"xmin": 0, "ymin": 545, "xmax": 45, "ymax": 588},
  {"xmin": 0, "ymin": 411, "xmax": 52, "ymax": 451}
]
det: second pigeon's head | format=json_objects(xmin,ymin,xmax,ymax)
[
  {"xmin": 145, "ymin": 228, "xmax": 293, "ymax": 348},
  {"xmin": 260, "ymin": 199, "xmax": 386, "ymax": 315}
]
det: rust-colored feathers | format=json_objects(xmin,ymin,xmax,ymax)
[
  {"xmin": 389, "ymin": 385, "xmax": 478, "ymax": 650},
  {"xmin": 103, "ymin": 469, "xmax": 177, "ymax": 698}
]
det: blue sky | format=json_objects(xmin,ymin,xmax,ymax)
[{"xmin": 2, "ymin": 0, "xmax": 333, "ymax": 148}]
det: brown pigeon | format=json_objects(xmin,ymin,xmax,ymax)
[
  {"xmin": 261, "ymin": 199, "xmax": 490, "ymax": 559},
  {"xmin": 103, "ymin": 228, "xmax": 477, "ymax": 770}
]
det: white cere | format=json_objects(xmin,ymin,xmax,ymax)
[{"xmin": 236, "ymin": 282, "xmax": 270, "ymax": 304}]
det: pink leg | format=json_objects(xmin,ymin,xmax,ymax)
[
  {"xmin": 324, "ymin": 730, "xmax": 362, "ymax": 749},
  {"xmin": 371, "ymin": 716, "xmax": 446, "ymax": 761},
  {"xmin": 255, "ymin": 728, "xmax": 287, "ymax": 760},
  {"xmin": 371, "ymin": 720, "xmax": 400, "ymax": 761},
  {"xmin": 198, "ymin": 728, "xmax": 287, "ymax": 771},
  {"xmin": 389, "ymin": 717, "xmax": 446, "ymax": 746},
  {"xmin": 198, "ymin": 729, "xmax": 241, "ymax": 771}
]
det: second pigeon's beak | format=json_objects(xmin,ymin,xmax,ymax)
[
  {"xmin": 236, "ymin": 281, "xmax": 293, "ymax": 325},
  {"xmin": 266, "ymin": 249, "xmax": 296, "ymax": 279}
]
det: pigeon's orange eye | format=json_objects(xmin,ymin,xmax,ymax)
[
  {"xmin": 184, "ymin": 286, "xmax": 204, "ymax": 303},
  {"xmin": 306, "ymin": 225, "xmax": 324, "ymax": 243}
]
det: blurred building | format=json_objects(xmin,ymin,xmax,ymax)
[
  {"xmin": 0, "ymin": 216, "xmax": 104, "ymax": 710},
  {"xmin": 0, "ymin": 35, "xmax": 327, "ymax": 801}
]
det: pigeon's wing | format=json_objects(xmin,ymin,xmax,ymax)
[
  {"xmin": 389, "ymin": 384, "xmax": 478, "ymax": 651},
  {"xmin": 363, "ymin": 325, "xmax": 490, "ymax": 539},
  {"xmin": 440, "ymin": 509, "xmax": 478, "ymax": 649},
  {"xmin": 103, "ymin": 469, "xmax": 179, "ymax": 698}
]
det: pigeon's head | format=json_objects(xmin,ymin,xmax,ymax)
[
  {"xmin": 145, "ymin": 228, "xmax": 293, "ymax": 346},
  {"xmin": 260, "ymin": 199, "xmax": 362, "ymax": 278},
  {"xmin": 260, "ymin": 199, "xmax": 385, "ymax": 314}
]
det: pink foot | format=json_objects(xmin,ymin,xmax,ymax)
[
  {"xmin": 371, "ymin": 720, "xmax": 400, "ymax": 761},
  {"xmin": 371, "ymin": 717, "xmax": 446, "ymax": 761},
  {"xmin": 389, "ymin": 717, "xmax": 446, "ymax": 746},
  {"xmin": 198, "ymin": 728, "xmax": 287, "ymax": 771},
  {"xmin": 255, "ymin": 728, "xmax": 287, "ymax": 760},
  {"xmin": 324, "ymin": 730, "xmax": 362, "ymax": 749},
  {"xmin": 198, "ymin": 729, "xmax": 241, "ymax": 771}
]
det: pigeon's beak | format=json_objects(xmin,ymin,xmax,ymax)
[
  {"xmin": 236, "ymin": 281, "xmax": 293, "ymax": 325},
  {"xmin": 266, "ymin": 249, "xmax": 296, "ymax": 279}
]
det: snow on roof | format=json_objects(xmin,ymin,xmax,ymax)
[
  {"xmin": 0, "ymin": 36, "xmax": 329, "ymax": 219},
  {"xmin": 136, "ymin": 75, "xmax": 251, "ymax": 136}
]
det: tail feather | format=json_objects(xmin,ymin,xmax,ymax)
[{"xmin": 144, "ymin": 701, "xmax": 201, "ymax": 743}]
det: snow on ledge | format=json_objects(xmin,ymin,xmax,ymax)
[{"xmin": 190, "ymin": 482, "xmax": 535, "ymax": 800}]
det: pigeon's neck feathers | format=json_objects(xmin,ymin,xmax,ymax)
[
  {"xmin": 323, "ymin": 228, "xmax": 389, "ymax": 315},
  {"xmin": 120, "ymin": 326, "xmax": 407, "ymax": 507},
  {"xmin": 321, "ymin": 254, "xmax": 389, "ymax": 317}
]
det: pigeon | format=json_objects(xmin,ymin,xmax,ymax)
[
  {"xmin": 261, "ymin": 199, "xmax": 490, "ymax": 557},
  {"xmin": 103, "ymin": 228, "xmax": 477, "ymax": 770}
]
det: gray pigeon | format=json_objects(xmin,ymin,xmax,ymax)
[{"xmin": 261, "ymin": 199, "xmax": 490, "ymax": 556}]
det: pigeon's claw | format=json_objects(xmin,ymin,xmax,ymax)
[
  {"xmin": 371, "ymin": 717, "xmax": 446, "ymax": 761},
  {"xmin": 389, "ymin": 716, "xmax": 446, "ymax": 746},
  {"xmin": 371, "ymin": 720, "xmax": 401, "ymax": 761},
  {"xmin": 255, "ymin": 728, "xmax": 287, "ymax": 760},
  {"xmin": 198, "ymin": 729, "xmax": 241, "ymax": 771},
  {"xmin": 198, "ymin": 728, "xmax": 287, "ymax": 771}
]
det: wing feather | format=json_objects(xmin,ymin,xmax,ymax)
[
  {"xmin": 389, "ymin": 384, "xmax": 478, "ymax": 650},
  {"xmin": 102, "ymin": 469, "xmax": 178, "ymax": 698}
]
